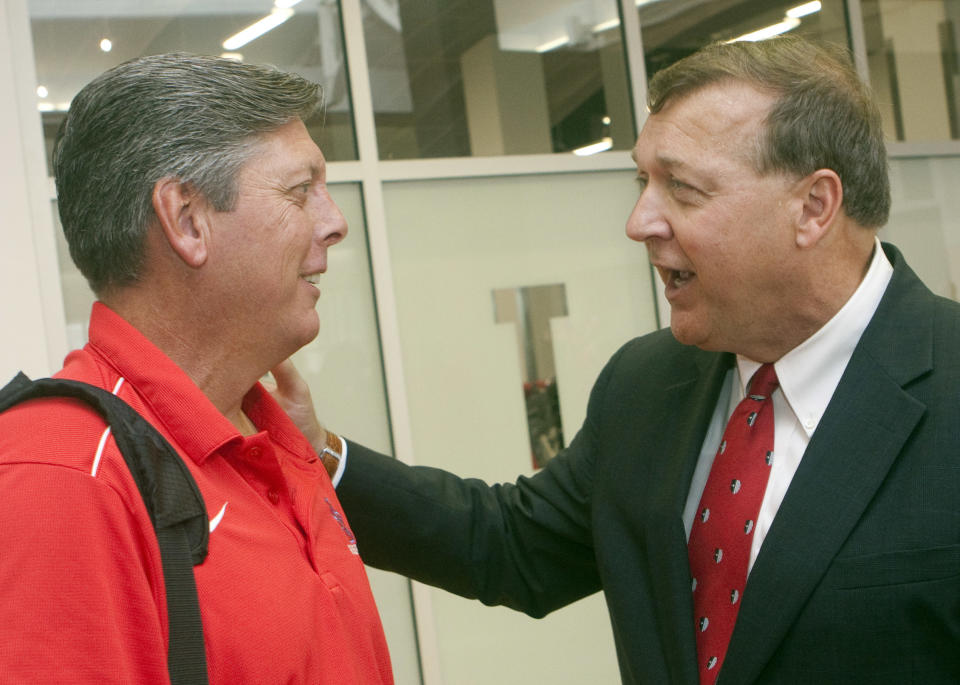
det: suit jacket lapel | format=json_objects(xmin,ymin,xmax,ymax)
[
  {"xmin": 719, "ymin": 245, "xmax": 934, "ymax": 683},
  {"xmin": 642, "ymin": 350, "xmax": 733, "ymax": 684}
]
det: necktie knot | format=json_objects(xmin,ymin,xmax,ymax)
[{"xmin": 748, "ymin": 363, "xmax": 778, "ymax": 399}]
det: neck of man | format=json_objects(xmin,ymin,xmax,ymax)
[
  {"xmin": 748, "ymin": 226, "xmax": 879, "ymax": 363},
  {"xmin": 102, "ymin": 284, "xmax": 279, "ymax": 437}
]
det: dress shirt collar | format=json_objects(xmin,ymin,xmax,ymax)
[{"xmin": 736, "ymin": 237, "xmax": 893, "ymax": 436}]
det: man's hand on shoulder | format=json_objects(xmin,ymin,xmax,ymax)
[{"xmin": 266, "ymin": 359, "xmax": 326, "ymax": 455}]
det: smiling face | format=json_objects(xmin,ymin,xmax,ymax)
[
  {"xmin": 627, "ymin": 81, "xmax": 806, "ymax": 360},
  {"xmin": 206, "ymin": 118, "xmax": 347, "ymax": 362}
]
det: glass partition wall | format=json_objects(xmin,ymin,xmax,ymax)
[
  {"xmin": 16, "ymin": 0, "xmax": 960, "ymax": 683},
  {"xmin": 361, "ymin": 0, "xmax": 635, "ymax": 159},
  {"xmin": 30, "ymin": 0, "xmax": 358, "ymax": 169},
  {"xmin": 860, "ymin": 0, "xmax": 960, "ymax": 142}
]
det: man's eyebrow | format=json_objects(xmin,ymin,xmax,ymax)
[
  {"xmin": 630, "ymin": 150, "xmax": 692, "ymax": 173},
  {"xmin": 283, "ymin": 163, "xmax": 323, "ymax": 184},
  {"xmin": 656, "ymin": 154, "xmax": 690, "ymax": 171}
]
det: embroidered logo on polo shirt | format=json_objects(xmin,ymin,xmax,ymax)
[{"xmin": 324, "ymin": 498, "xmax": 359, "ymax": 555}]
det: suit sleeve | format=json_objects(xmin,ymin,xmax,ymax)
[{"xmin": 337, "ymin": 344, "xmax": 626, "ymax": 618}]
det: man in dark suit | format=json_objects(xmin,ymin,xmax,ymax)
[{"xmin": 278, "ymin": 36, "xmax": 960, "ymax": 683}]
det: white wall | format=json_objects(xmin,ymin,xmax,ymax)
[{"xmin": 0, "ymin": 0, "xmax": 67, "ymax": 383}]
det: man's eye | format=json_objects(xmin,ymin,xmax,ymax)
[
  {"xmin": 668, "ymin": 179, "xmax": 706, "ymax": 207},
  {"xmin": 635, "ymin": 176, "xmax": 648, "ymax": 193}
]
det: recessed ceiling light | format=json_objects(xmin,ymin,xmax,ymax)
[
  {"xmin": 727, "ymin": 17, "xmax": 800, "ymax": 43},
  {"xmin": 787, "ymin": 1, "xmax": 822, "ymax": 19},
  {"xmin": 223, "ymin": 8, "xmax": 294, "ymax": 50},
  {"xmin": 535, "ymin": 36, "xmax": 569, "ymax": 53},
  {"xmin": 100, "ymin": 38, "xmax": 113, "ymax": 52},
  {"xmin": 593, "ymin": 18, "xmax": 621, "ymax": 33},
  {"xmin": 573, "ymin": 137, "xmax": 613, "ymax": 156}
]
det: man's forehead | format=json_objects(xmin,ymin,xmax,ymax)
[
  {"xmin": 242, "ymin": 121, "xmax": 326, "ymax": 178},
  {"xmin": 633, "ymin": 82, "xmax": 771, "ymax": 162}
]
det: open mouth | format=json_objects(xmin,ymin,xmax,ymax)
[
  {"xmin": 670, "ymin": 270, "xmax": 694, "ymax": 288},
  {"xmin": 659, "ymin": 267, "xmax": 695, "ymax": 291}
]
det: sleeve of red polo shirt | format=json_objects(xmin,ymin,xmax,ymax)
[{"xmin": 0, "ymin": 462, "xmax": 170, "ymax": 683}]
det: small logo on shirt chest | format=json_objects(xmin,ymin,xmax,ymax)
[{"xmin": 325, "ymin": 498, "xmax": 359, "ymax": 555}]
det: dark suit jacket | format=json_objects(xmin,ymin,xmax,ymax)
[{"xmin": 338, "ymin": 244, "xmax": 960, "ymax": 684}]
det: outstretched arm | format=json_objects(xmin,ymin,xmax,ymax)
[{"xmin": 267, "ymin": 354, "xmax": 622, "ymax": 617}]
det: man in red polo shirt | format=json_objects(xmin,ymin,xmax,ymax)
[{"xmin": 0, "ymin": 54, "xmax": 392, "ymax": 684}]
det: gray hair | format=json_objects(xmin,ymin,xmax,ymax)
[
  {"xmin": 53, "ymin": 53, "xmax": 322, "ymax": 294},
  {"xmin": 647, "ymin": 36, "xmax": 890, "ymax": 228}
]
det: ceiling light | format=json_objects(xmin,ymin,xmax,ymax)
[
  {"xmin": 727, "ymin": 17, "xmax": 800, "ymax": 43},
  {"xmin": 593, "ymin": 18, "xmax": 621, "ymax": 33},
  {"xmin": 535, "ymin": 36, "xmax": 570, "ymax": 53},
  {"xmin": 36, "ymin": 85, "xmax": 48, "ymax": 98},
  {"xmin": 222, "ymin": 8, "xmax": 294, "ymax": 50},
  {"xmin": 573, "ymin": 137, "xmax": 613, "ymax": 156},
  {"xmin": 787, "ymin": 1, "xmax": 822, "ymax": 19},
  {"xmin": 99, "ymin": 38, "xmax": 113, "ymax": 52}
]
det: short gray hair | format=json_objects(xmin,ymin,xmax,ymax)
[
  {"xmin": 648, "ymin": 36, "xmax": 890, "ymax": 228},
  {"xmin": 53, "ymin": 53, "xmax": 322, "ymax": 294}
]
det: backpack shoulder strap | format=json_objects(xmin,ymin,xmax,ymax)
[{"xmin": 0, "ymin": 372, "xmax": 209, "ymax": 685}]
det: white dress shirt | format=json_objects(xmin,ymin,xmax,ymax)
[{"xmin": 682, "ymin": 238, "xmax": 894, "ymax": 572}]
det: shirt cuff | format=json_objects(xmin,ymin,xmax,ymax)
[{"xmin": 330, "ymin": 435, "xmax": 348, "ymax": 488}]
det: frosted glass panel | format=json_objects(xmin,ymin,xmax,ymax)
[
  {"xmin": 383, "ymin": 170, "xmax": 658, "ymax": 684},
  {"xmin": 861, "ymin": 0, "xmax": 960, "ymax": 141},
  {"xmin": 291, "ymin": 184, "xmax": 393, "ymax": 456},
  {"xmin": 881, "ymin": 155, "xmax": 960, "ymax": 300}
]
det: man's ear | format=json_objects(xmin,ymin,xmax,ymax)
[
  {"xmin": 794, "ymin": 169, "xmax": 843, "ymax": 249},
  {"xmin": 151, "ymin": 178, "xmax": 209, "ymax": 268}
]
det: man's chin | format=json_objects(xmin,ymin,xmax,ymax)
[
  {"xmin": 282, "ymin": 315, "xmax": 321, "ymax": 357},
  {"xmin": 300, "ymin": 317, "xmax": 321, "ymax": 348},
  {"xmin": 669, "ymin": 318, "xmax": 712, "ymax": 350}
]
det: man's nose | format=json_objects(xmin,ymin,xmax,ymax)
[
  {"xmin": 315, "ymin": 189, "xmax": 348, "ymax": 247},
  {"xmin": 625, "ymin": 188, "xmax": 671, "ymax": 243}
]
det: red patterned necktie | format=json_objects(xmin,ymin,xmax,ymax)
[{"xmin": 687, "ymin": 363, "xmax": 779, "ymax": 683}]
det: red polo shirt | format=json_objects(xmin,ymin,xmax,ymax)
[{"xmin": 0, "ymin": 303, "xmax": 393, "ymax": 684}]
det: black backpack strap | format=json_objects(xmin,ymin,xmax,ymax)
[{"xmin": 0, "ymin": 372, "xmax": 209, "ymax": 685}]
